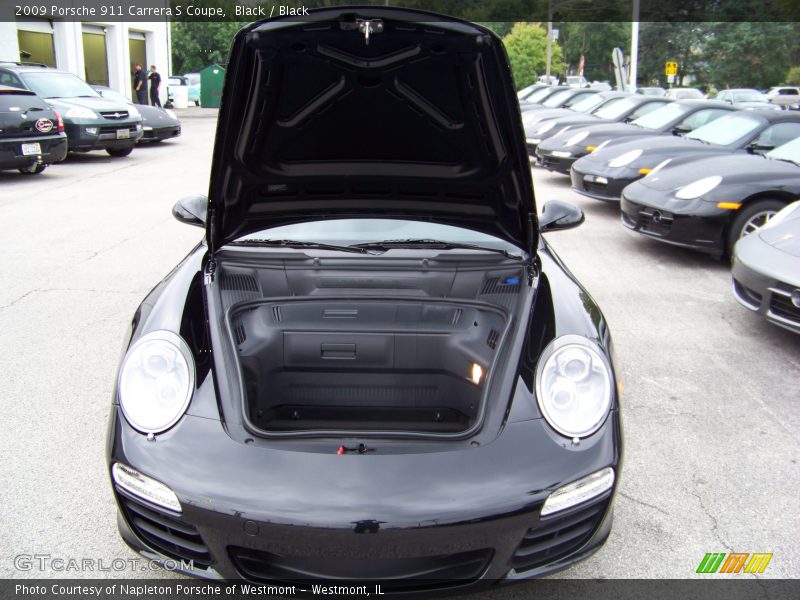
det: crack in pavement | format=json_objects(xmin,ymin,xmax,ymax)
[
  {"xmin": 688, "ymin": 476, "xmax": 734, "ymax": 554},
  {"xmin": 618, "ymin": 491, "xmax": 670, "ymax": 517}
]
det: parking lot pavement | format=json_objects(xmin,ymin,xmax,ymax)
[{"xmin": 0, "ymin": 116, "xmax": 797, "ymax": 583}]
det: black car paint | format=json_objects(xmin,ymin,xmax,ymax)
[
  {"xmin": 92, "ymin": 86, "xmax": 181, "ymax": 143},
  {"xmin": 107, "ymin": 8, "xmax": 621, "ymax": 586},
  {"xmin": 0, "ymin": 85, "xmax": 67, "ymax": 171},
  {"xmin": 571, "ymin": 109, "xmax": 800, "ymax": 202},
  {"xmin": 620, "ymin": 152, "xmax": 800, "ymax": 255}
]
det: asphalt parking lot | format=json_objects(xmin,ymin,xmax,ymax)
[{"xmin": 0, "ymin": 111, "xmax": 798, "ymax": 584}]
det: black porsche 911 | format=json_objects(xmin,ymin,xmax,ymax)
[
  {"xmin": 526, "ymin": 93, "xmax": 671, "ymax": 157},
  {"xmin": 107, "ymin": 7, "xmax": 622, "ymax": 588},
  {"xmin": 0, "ymin": 84, "xmax": 67, "ymax": 174},
  {"xmin": 537, "ymin": 99, "xmax": 734, "ymax": 176},
  {"xmin": 571, "ymin": 109, "xmax": 800, "ymax": 202},
  {"xmin": 620, "ymin": 135, "xmax": 800, "ymax": 256}
]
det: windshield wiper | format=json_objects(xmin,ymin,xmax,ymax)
[
  {"xmin": 351, "ymin": 239, "xmax": 523, "ymax": 260},
  {"xmin": 229, "ymin": 239, "xmax": 372, "ymax": 254}
]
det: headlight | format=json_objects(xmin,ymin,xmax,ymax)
[
  {"xmin": 65, "ymin": 107, "xmax": 98, "ymax": 119},
  {"xmin": 564, "ymin": 131, "xmax": 589, "ymax": 147},
  {"xmin": 552, "ymin": 126, "xmax": 571, "ymax": 139},
  {"xmin": 675, "ymin": 175, "xmax": 722, "ymax": 200},
  {"xmin": 607, "ymin": 149, "xmax": 643, "ymax": 168},
  {"xmin": 644, "ymin": 158, "xmax": 672, "ymax": 178},
  {"xmin": 536, "ymin": 121, "xmax": 556, "ymax": 135},
  {"xmin": 118, "ymin": 331, "xmax": 194, "ymax": 434},
  {"xmin": 127, "ymin": 105, "xmax": 140, "ymax": 118},
  {"xmin": 591, "ymin": 139, "xmax": 612, "ymax": 153},
  {"xmin": 535, "ymin": 335, "xmax": 613, "ymax": 438},
  {"xmin": 112, "ymin": 463, "xmax": 181, "ymax": 513}
]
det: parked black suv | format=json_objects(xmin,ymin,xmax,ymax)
[
  {"xmin": 0, "ymin": 63, "xmax": 142, "ymax": 157},
  {"xmin": 0, "ymin": 84, "xmax": 67, "ymax": 174}
]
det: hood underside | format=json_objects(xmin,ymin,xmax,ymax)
[{"xmin": 207, "ymin": 7, "xmax": 536, "ymax": 253}]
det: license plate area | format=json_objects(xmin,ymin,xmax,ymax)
[
  {"xmin": 21, "ymin": 142, "xmax": 41, "ymax": 156},
  {"xmin": 116, "ymin": 129, "xmax": 131, "ymax": 139}
]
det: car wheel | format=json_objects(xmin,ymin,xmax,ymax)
[
  {"xmin": 727, "ymin": 199, "xmax": 785, "ymax": 254},
  {"xmin": 107, "ymin": 146, "xmax": 134, "ymax": 157},
  {"xmin": 195, "ymin": 100, "xmax": 200, "ymax": 107},
  {"xmin": 18, "ymin": 163, "xmax": 46, "ymax": 175}
]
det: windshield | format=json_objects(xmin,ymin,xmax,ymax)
[
  {"xmin": 542, "ymin": 89, "xmax": 573, "ymax": 107},
  {"xmin": 593, "ymin": 96, "xmax": 641, "ymax": 120},
  {"xmin": 672, "ymin": 89, "xmax": 703, "ymax": 99},
  {"xmin": 569, "ymin": 93, "xmax": 606, "ymax": 113},
  {"xmin": 567, "ymin": 76, "xmax": 582, "ymax": 84},
  {"xmin": 96, "ymin": 88, "xmax": 129, "ymax": 104},
  {"xmin": 234, "ymin": 219, "xmax": 520, "ymax": 251},
  {"xmin": 20, "ymin": 72, "xmax": 99, "ymax": 99},
  {"xmin": 732, "ymin": 90, "xmax": 764, "ymax": 103},
  {"xmin": 525, "ymin": 86, "xmax": 556, "ymax": 103},
  {"xmin": 631, "ymin": 102, "xmax": 691, "ymax": 130},
  {"xmin": 685, "ymin": 112, "xmax": 762, "ymax": 145},
  {"xmin": 766, "ymin": 137, "xmax": 800, "ymax": 164},
  {"xmin": 168, "ymin": 77, "xmax": 184, "ymax": 86}
]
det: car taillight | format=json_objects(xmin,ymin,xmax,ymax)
[{"xmin": 54, "ymin": 111, "xmax": 65, "ymax": 133}]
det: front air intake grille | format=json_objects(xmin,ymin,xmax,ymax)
[
  {"xmin": 100, "ymin": 110, "xmax": 130, "ymax": 120},
  {"xmin": 228, "ymin": 546, "xmax": 492, "ymax": 589},
  {"xmin": 119, "ymin": 495, "xmax": 213, "ymax": 568},
  {"xmin": 511, "ymin": 498, "xmax": 608, "ymax": 573},
  {"xmin": 770, "ymin": 294, "xmax": 800, "ymax": 325}
]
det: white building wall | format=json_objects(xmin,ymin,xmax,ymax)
[{"xmin": 0, "ymin": 22, "xmax": 19, "ymax": 62}]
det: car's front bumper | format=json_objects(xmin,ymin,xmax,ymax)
[
  {"xmin": 64, "ymin": 121, "xmax": 143, "ymax": 151},
  {"xmin": 0, "ymin": 133, "xmax": 68, "ymax": 169},
  {"xmin": 620, "ymin": 194, "xmax": 729, "ymax": 255},
  {"xmin": 570, "ymin": 161, "xmax": 638, "ymax": 202},
  {"xmin": 141, "ymin": 124, "xmax": 181, "ymax": 142},
  {"xmin": 108, "ymin": 401, "xmax": 621, "ymax": 589},
  {"xmin": 534, "ymin": 147, "xmax": 582, "ymax": 174},
  {"xmin": 732, "ymin": 238, "xmax": 800, "ymax": 334}
]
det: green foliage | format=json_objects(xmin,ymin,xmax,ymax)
[
  {"xmin": 558, "ymin": 22, "xmax": 630, "ymax": 82},
  {"xmin": 170, "ymin": 21, "xmax": 246, "ymax": 75},
  {"xmin": 502, "ymin": 23, "xmax": 564, "ymax": 89},
  {"xmin": 786, "ymin": 66, "xmax": 800, "ymax": 85}
]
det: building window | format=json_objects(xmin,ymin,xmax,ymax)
[
  {"xmin": 82, "ymin": 29, "xmax": 109, "ymax": 86},
  {"xmin": 17, "ymin": 30, "xmax": 56, "ymax": 67}
]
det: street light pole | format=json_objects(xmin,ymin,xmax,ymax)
[
  {"xmin": 630, "ymin": 0, "xmax": 639, "ymax": 91},
  {"xmin": 546, "ymin": 0, "xmax": 553, "ymax": 82}
]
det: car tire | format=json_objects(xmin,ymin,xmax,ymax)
[
  {"xmin": 107, "ymin": 146, "xmax": 134, "ymax": 158},
  {"xmin": 727, "ymin": 199, "xmax": 785, "ymax": 255},
  {"xmin": 18, "ymin": 163, "xmax": 46, "ymax": 175}
]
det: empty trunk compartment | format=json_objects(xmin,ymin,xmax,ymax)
[{"xmin": 228, "ymin": 299, "xmax": 508, "ymax": 435}]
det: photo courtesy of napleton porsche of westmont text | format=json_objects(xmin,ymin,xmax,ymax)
[{"xmin": 0, "ymin": 0, "xmax": 798, "ymax": 599}]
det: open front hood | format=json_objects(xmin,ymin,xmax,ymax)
[{"xmin": 207, "ymin": 7, "xmax": 537, "ymax": 253}]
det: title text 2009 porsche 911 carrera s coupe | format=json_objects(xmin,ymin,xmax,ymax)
[{"xmin": 106, "ymin": 8, "xmax": 622, "ymax": 589}]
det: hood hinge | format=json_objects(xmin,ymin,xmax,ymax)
[{"xmin": 204, "ymin": 257, "xmax": 217, "ymax": 285}]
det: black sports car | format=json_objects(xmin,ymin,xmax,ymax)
[
  {"xmin": 731, "ymin": 200, "xmax": 800, "ymax": 334},
  {"xmin": 518, "ymin": 85, "xmax": 569, "ymax": 112},
  {"xmin": 526, "ymin": 93, "xmax": 670, "ymax": 157},
  {"xmin": 0, "ymin": 84, "xmax": 67, "ymax": 174},
  {"xmin": 0, "ymin": 64, "xmax": 143, "ymax": 156},
  {"xmin": 107, "ymin": 8, "xmax": 622, "ymax": 588},
  {"xmin": 537, "ymin": 99, "xmax": 734, "ymax": 176},
  {"xmin": 521, "ymin": 90, "xmax": 630, "ymax": 134},
  {"xmin": 521, "ymin": 86, "xmax": 597, "ymax": 114},
  {"xmin": 620, "ymin": 135, "xmax": 800, "ymax": 256},
  {"xmin": 92, "ymin": 86, "xmax": 181, "ymax": 143},
  {"xmin": 572, "ymin": 108, "xmax": 800, "ymax": 202}
]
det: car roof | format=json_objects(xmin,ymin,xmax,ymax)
[
  {"xmin": 0, "ymin": 63, "xmax": 71, "ymax": 75},
  {"xmin": 752, "ymin": 109, "xmax": 800, "ymax": 122},
  {"xmin": 673, "ymin": 98, "xmax": 729, "ymax": 108},
  {"xmin": 725, "ymin": 88, "xmax": 761, "ymax": 93}
]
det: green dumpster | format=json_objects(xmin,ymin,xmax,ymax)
[{"xmin": 200, "ymin": 63, "xmax": 225, "ymax": 108}]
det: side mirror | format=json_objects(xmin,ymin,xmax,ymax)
[
  {"xmin": 172, "ymin": 194, "xmax": 208, "ymax": 227},
  {"xmin": 672, "ymin": 126, "xmax": 690, "ymax": 136},
  {"xmin": 540, "ymin": 200, "xmax": 585, "ymax": 232},
  {"xmin": 746, "ymin": 142, "xmax": 773, "ymax": 155}
]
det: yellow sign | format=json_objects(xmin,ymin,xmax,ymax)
[{"xmin": 665, "ymin": 61, "xmax": 678, "ymax": 76}]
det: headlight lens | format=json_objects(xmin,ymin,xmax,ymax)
[
  {"xmin": 65, "ymin": 107, "xmax": 98, "ymax": 119},
  {"xmin": 118, "ymin": 331, "xmax": 194, "ymax": 434},
  {"xmin": 592, "ymin": 139, "xmax": 612, "ymax": 153},
  {"xmin": 675, "ymin": 175, "xmax": 722, "ymax": 200},
  {"xmin": 607, "ymin": 148, "xmax": 643, "ymax": 168},
  {"xmin": 564, "ymin": 131, "xmax": 589, "ymax": 147},
  {"xmin": 536, "ymin": 336, "xmax": 613, "ymax": 438},
  {"xmin": 644, "ymin": 158, "xmax": 672, "ymax": 178}
]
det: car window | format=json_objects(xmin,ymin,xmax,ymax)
[
  {"xmin": 0, "ymin": 70, "xmax": 24, "ymax": 88},
  {"xmin": 234, "ymin": 219, "xmax": 520, "ymax": 251},
  {"xmin": 732, "ymin": 91, "xmax": 763, "ymax": 102},
  {"xmin": 717, "ymin": 91, "xmax": 729, "ymax": 101},
  {"xmin": 676, "ymin": 108, "xmax": 731, "ymax": 130},
  {"xmin": 593, "ymin": 96, "xmax": 643, "ymax": 120},
  {"xmin": 525, "ymin": 87, "xmax": 555, "ymax": 103},
  {"xmin": 569, "ymin": 93, "xmax": 606, "ymax": 113},
  {"xmin": 627, "ymin": 101, "xmax": 668, "ymax": 120},
  {"xmin": 766, "ymin": 136, "xmax": 800, "ymax": 163},
  {"xmin": 96, "ymin": 88, "xmax": 129, "ymax": 104},
  {"xmin": 542, "ymin": 89, "xmax": 574, "ymax": 107},
  {"xmin": 19, "ymin": 71, "xmax": 99, "ymax": 99},
  {"xmin": 562, "ymin": 91, "xmax": 594, "ymax": 107},
  {"xmin": 685, "ymin": 112, "xmax": 763, "ymax": 145},
  {"xmin": 752, "ymin": 123, "xmax": 800, "ymax": 148},
  {"xmin": 630, "ymin": 102, "xmax": 692, "ymax": 130}
]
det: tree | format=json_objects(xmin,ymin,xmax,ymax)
[
  {"xmin": 502, "ymin": 22, "xmax": 565, "ymax": 89},
  {"xmin": 170, "ymin": 21, "xmax": 246, "ymax": 74},
  {"xmin": 786, "ymin": 66, "xmax": 800, "ymax": 85},
  {"xmin": 558, "ymin": 22, "xmax": 630, "ymax": 82}
]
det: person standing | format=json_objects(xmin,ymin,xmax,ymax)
[
  {"xmin": 148, "ymin": 65, "xmax": 162, "ymax": 108},
  {"xmin": 133, "ymin": 64, "xmax": 148, "ymax": 105}
]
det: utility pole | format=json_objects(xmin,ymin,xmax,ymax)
[
  {"xmin": 630, "ymin": 0, "xmax": 639, "ymax": 91},
  {"xmin": 546, "ymin": 0, "xmax": 553, "ymax": 82}
]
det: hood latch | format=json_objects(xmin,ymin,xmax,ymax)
[{"xmin": 357, "ymin": 18, "xmax": 383, "ymax": 45}]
